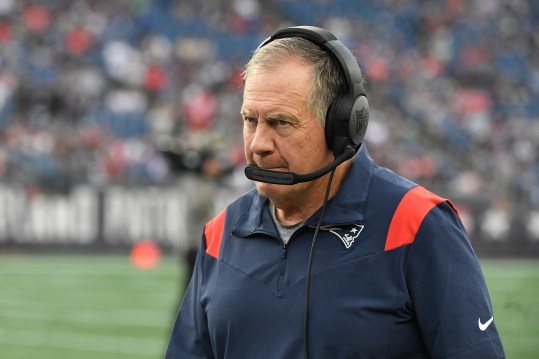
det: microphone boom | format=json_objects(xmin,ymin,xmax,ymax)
[{"xmin": 244, "ymin": 146, "xmax": 355, "ymax": 185}]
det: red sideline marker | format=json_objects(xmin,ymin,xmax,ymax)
[{"xmin": 130, "ymin": 239, "xmax": 161, "ymax": 269}]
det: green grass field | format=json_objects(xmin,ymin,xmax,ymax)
[{"xmin": 0, "ymin": 255, "xmax": 537, "ymax": 358}]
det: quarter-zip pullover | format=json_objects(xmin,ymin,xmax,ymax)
[{"xmin": 165, "ymin": 145, "xmax": 505, "ymax": 359}]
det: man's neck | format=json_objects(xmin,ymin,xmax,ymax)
[{"xmin": 272, "ymin": 160, "xmax": 351, "ymax": 225}]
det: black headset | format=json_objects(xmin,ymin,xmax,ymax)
[{"xmin": 257, "ymin": 26, "xmax": 369, "ymax": 156}]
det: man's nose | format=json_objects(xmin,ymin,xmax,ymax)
[{"xmin": 249, "ymin": 123, "xmax": 275, "ymax": 156}]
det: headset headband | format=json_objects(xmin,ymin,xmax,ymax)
[{"xmin": 258, "ymin": 26, "xmax": 366, "ymax": 101}]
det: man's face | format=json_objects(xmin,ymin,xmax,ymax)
[{"xmin": 241, "ymin": 56, "xmax": 334, "ymax": 204}]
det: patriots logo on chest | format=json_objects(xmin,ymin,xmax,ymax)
[{"xmin": 320, "ymin": 224, "xmax": 364, "ymax": 249}]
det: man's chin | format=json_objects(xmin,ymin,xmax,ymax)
[{"xmin": 255, "ymin": 181, "xmax": 288, "ymax": 198}]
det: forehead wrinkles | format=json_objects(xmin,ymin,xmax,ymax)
[
  {"xmin": 243, "ymin": 91, "xmax": 308, "ymax": 124},
  {"xmin": 242, "ymin": 64, "xmax": 313, "ymax": 117}
]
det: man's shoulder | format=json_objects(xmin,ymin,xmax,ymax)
[
  {"xmin": 228, "ymin": 185, "xmax": 260, "ymax": 213},
  {"xmin": 370, "ymin": 164, "xmax": 418, "ymax": 199},
  {"xmin": 207, "ymin": 186, "xmax": 260, "ymax": 224}
]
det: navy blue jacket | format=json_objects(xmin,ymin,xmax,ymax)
[{"xmin": 165, "ymin": 145, "xmax": 505, "ymax": 358}]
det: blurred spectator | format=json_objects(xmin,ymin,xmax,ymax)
[{"xmin": 0, "ymin": 0, "xmax": 537, "ymax": 248}]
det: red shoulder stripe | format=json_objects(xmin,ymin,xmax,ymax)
[
  {"xmin": 205, "ymin": 208, "xmax": 226, "ymax": 259},
  {"xmin": 384, "ymin": 186, "xmax": 449, "ymax": 251}
]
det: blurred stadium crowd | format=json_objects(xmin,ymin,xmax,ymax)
[{"xmin": 0, "ymin": 0, "xmax": 538, "ymax": 249}]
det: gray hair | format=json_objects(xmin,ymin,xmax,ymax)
[{"xmin": 243, "ymin": 37, "xmax": 347, "ymax": 127}]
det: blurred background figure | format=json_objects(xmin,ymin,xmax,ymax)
[
  {"xmin": 181, "ymin": 150, "xmax": 226, "ymax": 289},
  {"xmin": 160, "ymin": 139, "xmax": 233, "ymax": 291}
]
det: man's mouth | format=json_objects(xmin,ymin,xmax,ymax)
[{"xmin": 257, "ymin": 165, "xmax": 287, "ymax": 172}]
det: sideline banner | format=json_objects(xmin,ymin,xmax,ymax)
[
  {"xmin": 0, "ymin": 182, "xmax": 537, "ymax": 257},
  {"xmin": 0, "ymin": 183, "xmax": 187, "ymax": 248}
]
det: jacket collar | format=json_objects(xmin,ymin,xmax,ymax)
[
  {"xmin": 232, "ymin": 144, "xmax": 374, "ymax": 237},
  {"xmin": 311, "ymin": 144, "xmax": 373, "ymax": 225}
]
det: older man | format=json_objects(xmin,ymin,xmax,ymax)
[{"xmin": 165, "ymin": 26, "xmax": 505, "ymax": 359}]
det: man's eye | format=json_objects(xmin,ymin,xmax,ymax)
[
  {"xmin": 268, "ymin": 117, "xmax": 289, "ymax": 127},
  {"xmin": 277, "ymin": 119, "xmax": 289, "ymax": 126}
]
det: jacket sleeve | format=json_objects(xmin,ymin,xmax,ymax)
[
  {"xmin": 164, "ymin": 235, "xmax": 214, "ymax": 359},
  {"xmin": 404, "ymin": 201, "xmax": 505, "ymax": 359}
]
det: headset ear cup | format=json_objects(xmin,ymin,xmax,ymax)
[
  {"xmin": 325, "ymin": 93, "xmax": 369, "ymax": 155},
  {"xmin": 348, "ymin": 95, "xmax": 369, "ymax": 148},
  {"xmin": 326, "ymin": 93, "xmax": 356, "ymax": 156}
]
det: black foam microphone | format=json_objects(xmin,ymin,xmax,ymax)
[{"xmin": 244, "ymin": 146, "xmax": 355, "ymax": 185}]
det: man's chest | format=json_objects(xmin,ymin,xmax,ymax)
[{"xmin": 200, "ymin": 228, "xmax": 428, "ymax": 358}]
